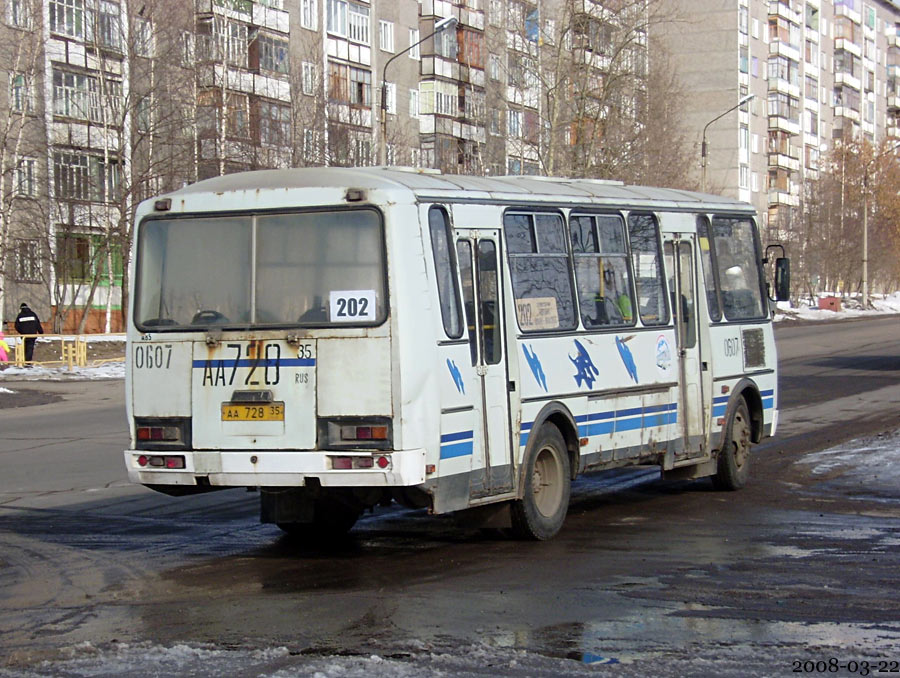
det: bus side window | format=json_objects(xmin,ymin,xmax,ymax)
[
  {"xmin": 428, "ymin": 206, "xmax": 463, "ymax": 339},
  {"xmin": 456, "ymin": 240, "xmax": 478, "ymax": 366},
  {"xmin": 696, "ymin": 216, "xmax": 722, "ymax": 321},
  {"xmin": 626, "ymin": 213, "xmax": 669, "ymax": 326}
]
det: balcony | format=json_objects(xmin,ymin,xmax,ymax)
[
  {"xmin": 768, "ymin": 115, "xmax": 801, "ymax": 136},
  {"xmin": 833, "ymin": 2, "xmax": 862, "ymax": 25},
  {"xmin": 834, "ymin": 38, "xmax": 862, "ymax": 58},
  {"xmin": 768, "ymin": 77, "xmax": 801, "ymax": 98},
  {"xmin": 769, "ymin": 40, "xmax": 801, "ymax": 63},
  {"xmin": 888, "ymin": 34, "xmax": 900, "ymax": 49},
  {"xmin": 768, "ymin": 153, "xmax": 801, "ymax": 171},
  {"xmin": 834, "ymin": 106, "xmax": 861, "ymax": 122},
  {"xmin": 768, "ymin": 1, "xmax": 800, "ymax": 24},
  {"xmin": 834, "ymin": 71, "xmax": 861, "ymax": 90},
  {"xmin": 768, "ymin": 190, "xmax": 800, "ymax": 207},
  {"xmin": 887, "ymin": 124, "xmax": 900, "ymax": 138}
]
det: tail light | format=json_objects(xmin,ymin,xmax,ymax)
[
  {"xmin": 319, "ymin": 418, "xmax": 392, "ymax": 450},
  {"xmin": 134, "ymin": 418, "xmax": 191, "ymax": 450},
  {"xmin": 136, "ymin": 455, "xmax": 186, "ymax": 469}
]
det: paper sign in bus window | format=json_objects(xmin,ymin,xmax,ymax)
[
  {"xmin": 330, "ymin": 290, "xmax": 377, "ymax": 322},
  {"xmin": 516, "ymin": 297, "xmax": 559, "ymax": 331}
]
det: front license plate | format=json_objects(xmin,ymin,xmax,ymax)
[{"xmin": 221, "ymin": 402, "xmax": 285, "ymax": 421}]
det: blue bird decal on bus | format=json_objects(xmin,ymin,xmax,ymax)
[
  {"xmin": 523, "ymin": 344, "xmax": 548, "ymax": 391},
  {"xmin": 570, "ymin": 339, "xmax": 599, "ymax": 389},
  {"xmin": 616, "ymin": 335, "xmax": 639, "ymax": 383},
  {"xmin": 447, "ymin": 359, "xmax": 465, "ymax": 394}
]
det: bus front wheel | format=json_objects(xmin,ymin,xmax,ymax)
[
  {"xmin": 511, "ymin": 425, "xmax": 571, "ymax": 540},
  {"xmin": 712, "ymin": 398, "xmax": 751, "ymax": 490}
]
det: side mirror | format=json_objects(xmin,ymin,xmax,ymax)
[{"xmin": 774, "ymin": 257, "xmax": 790, "ymax": 302}]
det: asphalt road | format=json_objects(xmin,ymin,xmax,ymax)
[{"xmin": 1, "ymin": 316, "xmax": 899, "ymax": 676}]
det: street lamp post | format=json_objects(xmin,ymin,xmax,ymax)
[
  {"xmin": 861, "ymin": 140, "xmax": 900, "ymax": 308},
  {"xmin": 379, "ymin": 15, "xmax": 458, "ymax": 166},
  {"xmin": 701, "ymin": 93, "xmax": 755, "ymax": 193}
]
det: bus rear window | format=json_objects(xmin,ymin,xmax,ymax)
[{"xmin": 135, "ymin": 209, "xmax": 386, "ymax": 329}]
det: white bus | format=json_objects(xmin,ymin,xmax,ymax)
[{"xmin": 124, "ymin": 168, "xmax": 789, "ymax": 540}]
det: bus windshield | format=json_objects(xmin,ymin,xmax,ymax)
[{"xmin": 134, "ymin": 208, "xmax": 386, "ymax": 329}]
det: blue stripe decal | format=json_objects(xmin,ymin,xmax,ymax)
[
  {"xmin": 192, "ymin": 358, "xmax": 315, "ymax": 368},
  {"xmin": 441, "ymin": 430, "xmax": 474, "ymax": 459},
  {"xmin": 713, "ymin": 405, "xmax": 727, "ymax": 417},
  {"xmin": 522, "ymin": 403, "xmax": 679, "ymax": 447},
  {"xmin": 441, "ymin": 441, "xmax": 474, "ymax": 459},
  {"xmin": 762, "ymin": 397, "xmax": 773, "ymax": 409},
  {"xmin": 760, "ymin": 389, "xmax": 774, "ymax": 397},
  {"xmin": 441, "ymin": 430, "xmax": 474, "ymax": 444}
]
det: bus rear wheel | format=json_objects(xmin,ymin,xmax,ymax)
[
  {"xmin": 510, "ymin": 425, "xmax": 571, "ymax": 540},
  {"xmin": 712, "ymin": 398, "xmax": 751, "ymax": 490}
]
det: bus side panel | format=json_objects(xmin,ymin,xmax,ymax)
[
  {"xmin": 431, "ymin": 343, "xmax": 485, "ymax": 514},
  {"xmin": 515, "ymin": 329, "xmax": 678, "ymax": 469}
]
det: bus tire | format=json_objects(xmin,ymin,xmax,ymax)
[
  {"xmin": 712, "ymin": 398, "xmax": 751, "ymax": 491},
  {"xmin": 510, "ymin": 425, "xmax": 571, "ymax": 540}
]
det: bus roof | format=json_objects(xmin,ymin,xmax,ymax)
[{"xmin": 160, "ymin": 167, "xmax": 755, "ymax": 214}]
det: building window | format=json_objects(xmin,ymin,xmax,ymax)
[
  {"xmin": 488, "ymin": 0, "xmax": 501, "ymax": 25},
  {"xmin": 739, "ymin": 6, "xmax": 748, "ymax": 34},
  {"xmin": 508, "ymin": 108, "xmax": 522, "ymax": 137},
  {"xmin": 739, "ymin": 45, "xmax": 748, "ymax": 73},
  {"xmin": 9, "ymin": 73, "xmax": 32, "ymax": 112},
  {"xmin": 408, "ymin": 29, "xmax": 420, "ymax": 59},
  {"xmin": 459, "ymin": 28, "xmax": 484, "ymax": 68},
  {"xmin": 327, "ymin": 0, "xmax": 346, "ymax": 35},
  {"xmin": 490, "ymin": 109, "xmax": 500, "ymax": 135},
  {"xmin": 15, "ymin": 239, "xmax": 41, "ymax": 282},
  {"xmin": 489, "ymin": 53, "xmax": 500, "ymax": 80},
  {"xmin": 7, "ymin": 0, "xmax": 33, "ymax": 28},
  {"xmin": 180, "ymin": 31, "xmax": 194, "ymax": 65},
  {"xmin": 259, "ymin": 35, "xmax": 289, "ymax": 74},
  {"xmin": 409, "ymin": 88, "xmax": 419, "ymax": 117},
  {"xmin": 49, "ymin": 0, "xmax": 86, "ymax": 38},
  {"xmin": 302, "ymin": 61, "xmax": 316, "ymax": 95},
  {"xmin": 226, "ymin": 92, "xmax": 249, "ymax": 137},
  {"xmin": 135, "ymin": 95, "xmax": 152, "ymax": 132},
  {"xmin": 435, "ymin": 26, "xmax": 457, "ymax": 59},
  {"xmin": 348, "ymin": 2, "xmax": 369, "ymax": 44},
  {"xmin": 54, "ymin": 152, "xmax": 120, "ymax": 201},
  {"xmin": 806, "ymin": 3, "xmax": 819, "ymax": 32},
  {"xmin": 740, "ymin": 124, "xmax": 749, "ymax": 150},
  {"xmin": 53, "ymin": 70, "xmax": 99, "ymax": 121},
  {"xmin": 15, "ymin": 156, "xmax": 36, "ymax": 197},
  {"xmin": 379, "ymin": 19, "xmax": 394, "ymax": 52},
  {"xmin": 300, "ymin": 0, "xmax": 317, "ymax": 30},
  {"xmin": 739, "ymin": 164, "xmax": 749, "ymax": 189},
  {"xmin": 134, "ymin": 17, "xmax": 153, "ymax": 57},
  {"xmin": 349, "ymin": 66, "xmax": 371, "ymax": 106},
  {"xmin": 98, "ymin": 0, "xmax": 122, "ymax": 50},
  {"xmin": 259, "ymin": 100, "xmax": 291, "ymax": 146}
]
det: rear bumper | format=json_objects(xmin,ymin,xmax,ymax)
[{"xmin": 124, "ymin": 448, "xmax": 427, "ymax": 488}]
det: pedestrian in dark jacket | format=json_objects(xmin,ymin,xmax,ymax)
[{"xmin": 14, "ymin": 303, "xmax": 43, "ymax": 363}]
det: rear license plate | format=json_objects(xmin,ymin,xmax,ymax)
[{"xmin": 221, "ymin": 402, "xmax": 285, "ymax": 421}]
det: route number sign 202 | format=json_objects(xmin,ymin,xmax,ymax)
[{"xmin": 330, "ymin": 290, "xmax": 376, "ymax": 322}]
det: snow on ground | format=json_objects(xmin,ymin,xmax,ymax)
[
  {"xmin": 0, "ymin": 361, "xmax": 124, "ymax": 382},
  {"xmin": 775, "ymin": 291, "xmax": 900, "ymax": 322}
]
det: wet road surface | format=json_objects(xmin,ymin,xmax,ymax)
[{"xmin": 1, "ymin": 316, "xmax": 900, "ymax": 676}]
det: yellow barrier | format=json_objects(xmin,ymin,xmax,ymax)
[{"xmin": 6, "ymin": 334, "xmax": 125, "ymax": 370}]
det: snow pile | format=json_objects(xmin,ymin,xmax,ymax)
[
  {"xmin": 0, "ymin": 361, "xmax": 124, "ymax": 381},
  {"xmin": 798, "ymin": 428, "xmax": 900, "ymax": 499},
  {"xmin": 775, "ymin": 291, "xmax": 900, "ymax": 322}
]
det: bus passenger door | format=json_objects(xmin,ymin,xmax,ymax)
[
  {"xmin": 664, "ymin": 236, "xmax": 707, "ymax": 459},
  {"xmin": 456, "ymin": 231, "xmax": 513, "ymax": 495}
]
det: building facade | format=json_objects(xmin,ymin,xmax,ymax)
[
  {"xmin": 0, "ymin": 0, "xmax": 647, "ymax": 331},
  {"xmin": 661, "ymin": 0, "xmax": 900, "ymax": 244}
]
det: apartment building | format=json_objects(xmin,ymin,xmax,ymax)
[
  {"xmin": 0, "ymin": 0, "xmax": 645, "ymax": 329},
  {"xmin": 660, "ymin": 0, "xmax": 900, "ymax": 241}
]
